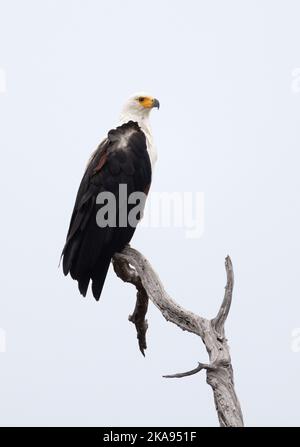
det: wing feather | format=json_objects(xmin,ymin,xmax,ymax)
[{"xmin": 62, "ymin": 121, "xmax": 151, "ymax": 300}]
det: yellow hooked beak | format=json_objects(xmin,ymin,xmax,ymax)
[{"xmin": 138, "ymin": 96, "xmax": 160, "ymax": 109}]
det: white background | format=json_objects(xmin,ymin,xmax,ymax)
[{"xmin": 0, "ymin": 0, "xmax": 300, "ymax": 427}]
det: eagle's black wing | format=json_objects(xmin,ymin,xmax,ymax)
[{"xmin": 62, "ymin": 121, "xmax": 151, "ymax": 300}]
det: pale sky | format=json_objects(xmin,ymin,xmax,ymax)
[{"xmin": 0, "ymin": 0, "xmax": 300, "ymax": 427}]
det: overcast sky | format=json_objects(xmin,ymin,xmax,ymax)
[{"xmin": 0, "ymin": 0, "xmax": 300, "ymax": 427}]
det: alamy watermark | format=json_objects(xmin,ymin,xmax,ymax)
[
  {"xmin": 0, "ymin": 68, "xmax": 7, "ymax": 94},
  {"xmin": 291, "ymin": 328, "xmax": 300, "ymax": 353},
  {"xmin": 0, "ymin": 328, "xmax": 6, "ymax": 353},
  {"xmin": 96, "ymin": 185, "xmax": 204, "ymax": 239},
  {"xmin": 291, "ymin": 68, "xmax": 300, "ymax": 93},
  {"xmin": 141, "ymin": 191, "xmax": 204, "ymax": 239}
]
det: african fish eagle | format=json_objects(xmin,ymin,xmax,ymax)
[{"xmin": 61, "ymin": 93, "xmax": 159, "ymax": 300}]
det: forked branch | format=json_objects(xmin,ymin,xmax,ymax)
[{"xmin": 112, "ymin": 246, "xmax": 243, "ymax": 427}]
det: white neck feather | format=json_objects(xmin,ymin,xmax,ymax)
[{"xmin": 117, "ymin": 110, "xmax": 157, "ymax": 168}]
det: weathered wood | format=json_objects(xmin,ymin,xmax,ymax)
[{"xmin": 112, "ymin": 246, "xmax": 243, "ymax": 427}]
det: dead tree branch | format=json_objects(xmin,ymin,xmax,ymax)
[{"xmin": 112, "ymin": 246, "xmax": 243, "ymax": 427}]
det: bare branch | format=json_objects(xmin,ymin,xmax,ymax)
[
  {"xmin": 113, "ymin": 246, "xmax": 203, "ymax": 337},
  {"xmin": 112, "ymin": 253, "xmax": 149, "ymax": 356},
  {"xmin": 163, "ymin": 362, "xmax": 212, "ymax": 379},
  {"xmin": 112, "ymin": 246, "xmax": 244, "ymax": 427},
  {"xmin": 212, "ymin": 255, "xmax": 234, "ymax": 335},
  {"xmin": 128, "ymin": 288, "xmax": 148, "ymax": 356}
]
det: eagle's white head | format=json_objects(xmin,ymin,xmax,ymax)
[
  {"xmin": 119, "ymin": 92, "xmax": 160, "ymax": 124},
  {"xmin": 118, "ymin": 92, "xmax": 159, "ymax": 167}
]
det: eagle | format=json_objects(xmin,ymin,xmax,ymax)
[{"xmin": 61, "ymin": 93, "xmax": 159, "ymax": 300}]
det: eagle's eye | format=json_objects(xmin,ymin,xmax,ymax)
[{"xmin": 138, "ymin": 97, "xmax": 145, "ymax": 103}]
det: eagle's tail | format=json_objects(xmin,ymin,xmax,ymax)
[
  {"xmin": 90, "ymin": 255, "xmax": 111, "ymax": 301},
  {"xmin": 62, "ymin": 237, "xmax": 111, "ymax": 300}
]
